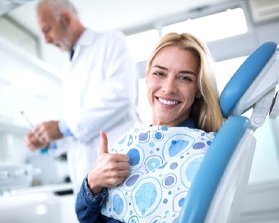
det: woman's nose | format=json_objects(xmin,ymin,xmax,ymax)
[{"xmin": 161, "ymin": 78, "xmax": 178, "ymax": 94}]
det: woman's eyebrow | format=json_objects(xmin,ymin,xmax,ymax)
[
  {"xmin": 153, "ymin": 65, "xmax": 168, "ymax": 70},
  {"xmin": 180, "ymin": 70, "xmax": 197, "ymax": 76},
  {"xmin": 153, "ymin": 65, "xmax": 197, "ymax": 76}
]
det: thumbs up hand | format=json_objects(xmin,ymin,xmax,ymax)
[
  {"xmin": 98, "ymin": 131, "xmax": 109, "ymax": 154},
  {"xmin": 87, "ymin": 131, "xmax": 131, "ymax": 195}
]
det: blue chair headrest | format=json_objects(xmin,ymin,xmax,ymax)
[{"xmin": 220, "ymin": 41, "xmax": 278, "ymax": 118}]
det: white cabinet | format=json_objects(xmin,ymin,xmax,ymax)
[
  {"xmin": 0, "ymin": 192, "xmax": 60, "ymax": 223},
  {"xmin": 0, "ymin": 184, "xmax": 78, "ymax": 223}
]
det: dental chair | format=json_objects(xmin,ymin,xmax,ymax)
[{"xmin": 178, "ymin": 41, "xmax": 279, "ymax": 223}]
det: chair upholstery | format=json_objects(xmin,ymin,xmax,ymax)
[{"xmin": 178, "ymin": 41, "xmax": 279, "ymax": 223}]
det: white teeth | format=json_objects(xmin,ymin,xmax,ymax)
[{"xmin": 158, "ymin": 98, "xmax": 178, "ymax": 105}]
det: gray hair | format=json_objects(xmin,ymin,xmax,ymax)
[{"xmin": 37, "ymin": 0, "xmax": 78, "ymax": 20}]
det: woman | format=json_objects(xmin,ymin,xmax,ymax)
[{"xmin": 75, "ymin": 32, "xmax": 224, "ymax": 223}]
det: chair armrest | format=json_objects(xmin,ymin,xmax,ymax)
[{"xmin": 178, "ymin": 116, "xmax": 250, "ymax": 223}]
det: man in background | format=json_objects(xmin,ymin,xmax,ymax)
[{"xmin": 24, "ymin": 0, "xmax": 139, "ymax": 194}]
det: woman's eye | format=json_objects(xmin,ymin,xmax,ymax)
[
  {"xmin": 180, "ymin": 76, "xmax": 192, "ymax": 82},
  {"xmin": 153, "ymin": 71, "xmax": 165, "ymax": 76}
]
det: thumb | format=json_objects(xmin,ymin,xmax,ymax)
[{"xmin": 99, "ymin": 131, "xmax": 109, "ymax": 154}]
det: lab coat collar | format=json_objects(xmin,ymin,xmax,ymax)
[
  {"xmin": 75, "ymin": 28, "xmax": 95, "ymax": 47},
  {"xmin": 69, "ymin": 28, "xmax": 94, "ymax": 63}
]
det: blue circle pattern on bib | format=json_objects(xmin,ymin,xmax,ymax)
[{"xmin": 101, "ymin": 125, "xmax": 216, "ymax": 223}]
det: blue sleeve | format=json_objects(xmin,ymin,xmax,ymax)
[
  {"xmin": 40, "ymin": 121, "xmax": 73, "ymax": 153},
  {"xmin": 58, "ymin": 120, "xmax": 73, "ymax": 137},
  {"xmin": 41, "ymin": 121, "xmax": 72, "ymax": 153},
  {"xmin": 40, "ymin": 141, "xmax": 57, "ymax": 154},
  {"xmin": 75, "ymin": 178, "xmax": 109, "ymax": 223}
]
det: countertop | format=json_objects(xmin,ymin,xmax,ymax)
[{"xmin": 1, "ymin": 182, "xmax": 74, "ymax": 196}]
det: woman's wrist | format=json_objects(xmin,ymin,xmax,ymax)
[{"xmin": 86, "ymin": 175, "xmax": 103, "ymax": 195}]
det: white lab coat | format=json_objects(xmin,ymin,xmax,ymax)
[{"xmin": 55, "ymin": 29, "xmax": 140, "ymax": 193}]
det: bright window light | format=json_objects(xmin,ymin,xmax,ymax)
[
  {"xmin": 162, "ymin": 8, "xmax": 248, "ymax": 43},
  {"xmin": 126, "ymin": 29, "xmax": 160, "ymax": 62},
  {"xmin": 214, "ymin": 56, "xmax": 247, "ymax": 93}
]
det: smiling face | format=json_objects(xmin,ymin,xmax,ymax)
[{"xmin": 146, "ymin": 45, "xmax": 201, "ymax": 127}]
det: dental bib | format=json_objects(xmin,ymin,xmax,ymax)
[{"xmin": 101, "ymin": 124, "xmax": 216, "ymax": 223}]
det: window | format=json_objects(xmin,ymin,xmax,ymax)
[
  {"xmin": 126, "ymin": 29, "xmax": 159, "ymax": 62},
  {"xmin": 126, "ymin": 7, "xmax": 248, "ymax": 63},
  {"xmin": 214, "ymin": 56, "xmax": 247, "ymax": 93},
  {"xmin": 162, "ymin": 7, "xmax": 248, "ymax": 43}
]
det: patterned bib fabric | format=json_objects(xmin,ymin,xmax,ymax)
[{"xmin": 101, "ymin": 124, "xmax": 216, "ymax": 223}]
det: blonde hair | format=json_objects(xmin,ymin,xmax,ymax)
[{"xmin": 147, "ymin": 32, "xmax": 224, "ymax": 132}]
